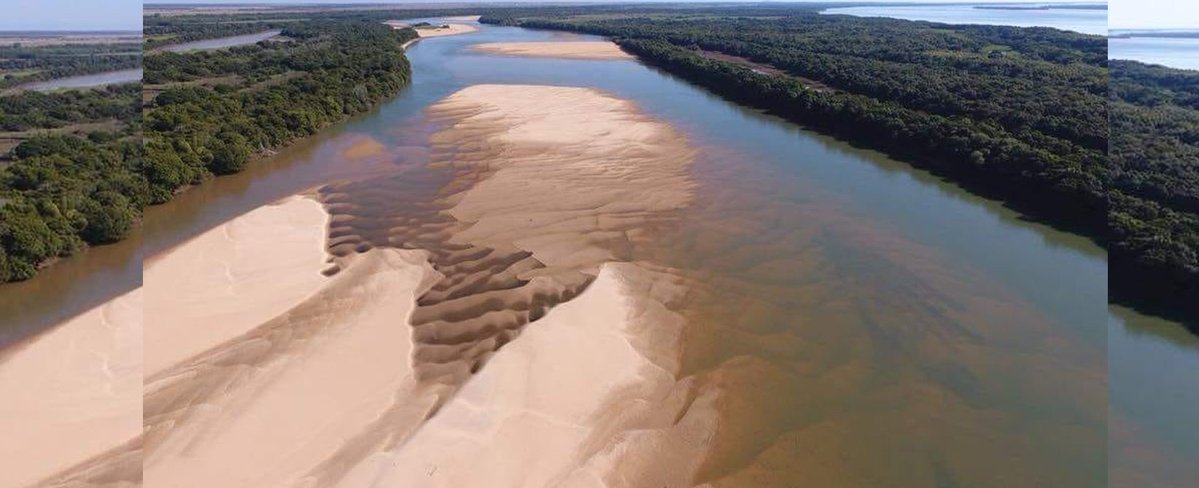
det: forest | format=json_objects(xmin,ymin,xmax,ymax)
[
  {"xmin": 1110, "ymin": 60, "xmax": 1199, "ymax": 329},
  {"xmin": 480, "ymin": 10, "xmax": 1109, "ymax": 236},
  {"xmin": 144, "ymin": 21, "xmax": 415, "ymax": 202},
  {"xmin": 0, "ymin": 42, "xmax": 141, "ymax": 90},
  {"xmin": 0, "ymin": 83, "xmax": 142, "ymax": 281}
]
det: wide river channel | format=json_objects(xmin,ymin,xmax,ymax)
[{"xmin": 1, "ymin": 19, "xmax": 1195, "ymax": 486}]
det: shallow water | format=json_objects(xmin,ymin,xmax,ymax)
[
  {"xmin": 1, "ymin": 17, "xmax": 1193, "ymax": 485},
  {"xmin": 1109, "ymin": 35, "xmax": 1199, "ymax": 70},
  {"xmin": 822, "ymin": 4, "xmax": 1108, "ymax": 35},
  {"xmin": 160, "ymin": 30, "xmax": 282, "ymax": 53},
  {"xmin": 19, "ymin": 68, "xmax": 142, "ymax": 91}
]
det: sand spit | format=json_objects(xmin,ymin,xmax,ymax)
[
  {"xmin": 471, "ymin": 41, "xmax": 633, "ymax": 60},
  {"xmin": 0, "ymin": 289, "xmax": 142, "ymax": 488},
  {"xmin": 143, "ymin": 195, "xmax": 330, "ymax": 378}
]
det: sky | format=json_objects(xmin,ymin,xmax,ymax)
[
  {"xmin": 0, "ymin": 0, "xmax": 142, "ymax": 31},
  {"xmin": 146, "ymin": 0, "xmax": 1105, "ymax": 3},
  {"xmin": 1110, "ymin": 0, "xmax": 1197, "ymax": 29}
]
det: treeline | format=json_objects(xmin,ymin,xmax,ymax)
[
  {"xmin": 0, "ymin": 83, "xmax": 141, "ymax": 131},
  {"xmin": 481, "ymin": 11, "xmax": 1108, "ymax": 234},
  {"xmin": 0, "ymin": 84, "xmax": 142, "ymax": 281},
  {"xmin": 144, "ymin": 21, "xmax": 415, "ymax": 202},
  {"xmin": 0, "ymin": 42, "xmax": 141, "ymax": 89},
  {"xmin": 1110, "ymin": 60, "xmax": 1199, "ymax": 329}
]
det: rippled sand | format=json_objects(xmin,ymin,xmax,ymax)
[
  {"xmin": 471, "ymin": 41, "xmax": 632, "ymax": 60},
  {"xmin": 0, "ymin": 289, "xmax": 142, "ymax": 488}
]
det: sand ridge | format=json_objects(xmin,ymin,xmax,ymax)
[{"xmin": 471, "ymin": 41, "xmax": 633, "ymax": 60}]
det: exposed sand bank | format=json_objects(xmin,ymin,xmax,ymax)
[
  {"xmin": 335, "ymin": 263, "xmax": 715, "ymax": 488},
  {"xmin": 471, "ymin": 41, "xmax": 632, "ymax": 60},
  {"xmin": 144, "ymin": 248, "xmax": 437, "ymax": 488},
  {"xmin": 143, "ymin": 195, "xmax": 330, "ymax": 378},
  {"xmin": 386, "ymin": 21, "xmax": 478, "ymax": 38},
  {"xmin": 315, "ymin": 84, "xmax": 710, "ymax": 485},
  {"xmin": 0, "ymin": 289, "xmax": 142, "ymax": 488}
]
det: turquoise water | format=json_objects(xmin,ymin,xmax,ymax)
[{"xmin": 823, "ymin": 4, "xmax": 1108, "ymax": 35}]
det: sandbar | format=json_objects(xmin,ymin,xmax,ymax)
[
  {"xmin": 386, "ymin": 21, "xmax": 478, "ymax": 38},
  {"xmin": 471, "ymin": 41, "xmax": 632, "ymax": 60}
]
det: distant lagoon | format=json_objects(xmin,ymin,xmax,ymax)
[{"xmin": 822, "ymin": 3, "xmax": 1108, "ymax": 36}]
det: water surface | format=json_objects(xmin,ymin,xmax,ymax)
[
  {"xmin": 19, "ymin": 68, "xmax": 142, "ymax": 91},
  {"xmin": 1109, "ymin": 35, "xmax": 1199, "ymax": 70},
  {"xmin": 160, "ymin": 30, "xmax": 282, "ymax": 53},
  {"xmin": 822, "ymin": 3, "xmax": 1108, "ymax": 35}
]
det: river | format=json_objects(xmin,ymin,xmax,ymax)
[
  {"xmin": 1, "ymin": 17, "xmax": 1195, "ymax": 485},
  {"xmin": 822, "ymin": 3, "xmax": 1108, "ymax": 36},
  {"xmin": 19, "ymin": 68, "xmax": 142, "ymax": 91},
  {"xmin": 159, "ymin": 30, "xmax": 282, "ymax": 53}
]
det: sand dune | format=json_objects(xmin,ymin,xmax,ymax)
[
  {"xmin": 0, "ymin": 289, "xmax": 142, "ymax": 488},
  {"xmin": 471, "ymin": 41, "xmax": 632, "ymax": 60}
]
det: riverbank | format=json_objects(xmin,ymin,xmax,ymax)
[{"xmin": 0, "ymin": 288, "xmax": 141, "ymax": 488}]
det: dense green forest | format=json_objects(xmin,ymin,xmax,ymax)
[
  {"xmin": 144, "ymin": 21, "xmax": 415, "ymax": 201},
  {"xmin": 1110, "ymin": 60, "xmax": 1199, "ymax": 329},
  {"xmin": 0, "ymin": 42, "xmax": 141, "ymax": 90},
  {"xmin": 0, "ymin": 83, "xmax": 142, "ymax": 281},
  {"xmin": 479, "ymin": 12, "xmax": 1109, "ymax": 237}
]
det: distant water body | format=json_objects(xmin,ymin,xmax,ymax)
[
  {"xmin": 1109, "ymin": 35, "xmax": 1199, "ymax": 71},
  {"xmin": 161, "ymin": 30, "xmax": 282, "ymax": 53},
  {"xmin": 21, "ymin": 68, "xmax": 142, "ymax": 91},
  {"xmin": 822, "ymin": 4, "xmax": 1108, "ymax": 36}
]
